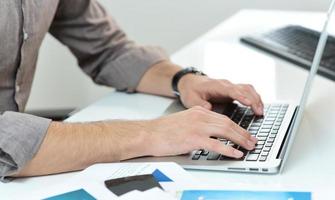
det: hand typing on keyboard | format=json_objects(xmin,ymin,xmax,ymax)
[
  {"xmin": 136, "ymin": 64, "xmax": 263, "ymax": 159},
  {"xmin": 144, "ymin": 106, "xmax": 258, "ymax": 159},
  {"xmin": 177, "ymin": 76, "xmax": 264, "ymax": 116},
  {"xmin": 141, "ymin": 75, "xmax": 263, "ymax": 159}
]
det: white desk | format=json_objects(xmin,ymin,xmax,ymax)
[{"xmin": 2, "ymin": 10, "xmax": 335, "ymax": 199}]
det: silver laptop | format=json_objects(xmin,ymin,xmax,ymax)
[{"xmin": 129, "ymin": 1, "xmax": 335, "ymax": 174}]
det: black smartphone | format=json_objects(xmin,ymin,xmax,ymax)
[{"xmin": 104, "ymin": 174, "xmax": 163, "ymax": 196}]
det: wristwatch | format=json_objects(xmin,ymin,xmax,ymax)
[{"xmin": 171, "ymin": 67, "xmax": 206, "ymax": 97}]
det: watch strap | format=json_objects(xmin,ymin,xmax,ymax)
[{"xmin": 171, "ymin": 67, "xmax": 206, "ymax": 97}]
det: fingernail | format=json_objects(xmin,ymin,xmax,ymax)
[{"xmin": 234, "ymin": 150, "xmax": 244, "ymax": 158}]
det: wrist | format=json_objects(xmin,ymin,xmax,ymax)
[
  {"xmin": 171, "ymin": 67, "xmax": 206, "ymax": 97},
  {"xmin": 108, "ymin": 120, "xmax": 152, "ymax": 160},
  {"xmin": 178, "ymin": 74, "xmax": 200, "ymax": 94}
]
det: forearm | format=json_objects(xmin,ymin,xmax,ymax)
[
  {"xmin": 15, "ymin": 120, "xmax": 149, "ymax": 177},
  {"xmin": 136, "ymin": 61, "xmax": 182, "ymax": 97}
]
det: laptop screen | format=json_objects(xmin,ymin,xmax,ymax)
[{"xmin": 280, "ymin": 0, "xmax": 335, "ymax": 172}]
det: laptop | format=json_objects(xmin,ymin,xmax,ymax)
[{"xmin": 129, "ymin": 1, "xmax": 335, "ymax": 174}]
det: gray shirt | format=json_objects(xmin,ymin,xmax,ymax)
[{"xmin": 0, "ymin": 0, "xmax": 167, "ymax": 180}]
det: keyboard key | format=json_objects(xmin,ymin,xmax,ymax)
[
  {"xmin": 192, "ymin": 154, "xmax": 200, "ymax": 160},
  {"xmin": 262, "ymin": 125, "xmax": 273, "ymax": 129},
  {"xmin": 271, "ymin": 104, "xmax": 281, "ymax": 108},
  {"xmin": 195, "ymin": 150, "xmax": 202, "ymax": 155},
  {"xmin": 245, "ymin": 110, "xmax": 254, "ymax": 115},
  {"xmin": 250, "ymin": 123, "xmax": 262, "ymax": 127},
  {"xmin": 266, "ymin": 117, "xmax": 276, "ymax": 121},
  {"xmin": 243, "ymin": 115, "xmax": 253, "ymax": 121},
  {"xmin": 259, "ymin": 156, "xmax": 267, "ymax": 162},
  {"xmin": 248, "ymin": 127, "xmax": 259, "ymax": 132},
  {"xmin": 267, "ymin": 139, "xmax": 274, "ymax": 144},
  {"xmin": 267, "ymin": 114, "xmax": 277, "ymax": 118},
  {"xmin": 254, "ymin": 118, "xmax": 264, "ymax": 123},
  {"xmin": 257, "ymin": 132, "xmax": 269, "ymax": 137},
  {"xmin": 246, "ymin": 154, "xmax": 259, "ymax": 161},
  {"xmin": 263, "ymin": 147, "xmax": 271, "ymax": 152},
  {"xmin": 257, "ymin": 136, "xmax": 267, "ymax": 141},
  {"xmin": 240, "ymin": 122, "xmax": 250, "ymax": 129},
  {"xmin": 201, "ymin": 150, "xmax": 209, "ymax": 156},
  {"xmin": 255, "ymin": 144, "xmax": 264, "ymax": 149},
  {"xmin": 220, "ymin": 155, "xmax": 242, "ymax": 161},
  {"xmin": 250, "ymin": 149, "xmax": 262, "ymax": 154},
  {"xmin": 265, "ymin": 143, "xmax": 273, "ymax": 147},
  {"xmin": 261, "ymin": 152, "xmax": 269, "ymax": 156},
  {"xmin": 263, "ymin": 121, "xmax": 274, "ymax": 125},
  {"xmin": 260, "ymin": 129, "xmax": 271, "ymax": 133},
  {"xmin": 267, "ymin": 137, "xmax": 275, "ymax": 142},
  {"xmin": 207, "ymin": 152, "xmax": 221, "ymax": 160},
  {"xmin": 222, "ymin": 103, "xmax": 238, "ymax": 117},
  {"xmin": 219, "ymin": 139, "xmax": 228, "ymax": 145},
  {"xmin": 257, "ymin": 141, "xmax": 265, "ymax": 145}
]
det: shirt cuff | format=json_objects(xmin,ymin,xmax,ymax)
[
  {"xmin": 0, "ymin": 112, "xmax": 51, "ymax": 181},
  {"xmin": 95, "ymin": 45, "xmax": 169, "ymax": 92}
]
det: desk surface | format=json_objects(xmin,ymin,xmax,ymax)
[{"xmin": 2, "ymin": 10, "xmax": 335, "ymax": 199}]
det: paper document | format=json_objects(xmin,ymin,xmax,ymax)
[{"xmin": 32, "ymin": 162, "xmax": 201, "ymax": 200}]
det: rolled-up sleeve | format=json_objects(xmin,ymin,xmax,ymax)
[
  {"xmin": 0, "ymin": 112, "xmax": 51, "ymax": 181},
  {"xmin": 49, "ymin": 0, "xmax": 169, "ymax": 92}
]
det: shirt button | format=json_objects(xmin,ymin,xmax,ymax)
[
  {"xmin": 15, "ymin": 85, "xmax": 20, "ymax": 93},
  {"xmin": 23, "ymin": 31, "xmax": 28, "ymax": 41}
]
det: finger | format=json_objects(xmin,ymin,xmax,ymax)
[
  {"xmin": 202, "ymin": 122, "xmax": 256, "ymax": 150},
  {"xmin": 202, "ymin": 138, "xmax": 244, "ymax": 158},
  {"xmin": 182, "ymin": 95, "xmax": 212, "ymax": 110},
  {"xmin": 203, "ymin": 108, "xmax": 257, "ymax": 142},
  {"xmin": 228, "ymin": 87, "xmax": 263, "ymax": 116},
  {"xmin": 199, "ymin": 109, "xmax": 258, "ymax": 143},
  {"xmin": 240, "ymin": 85, "xmax": 264, "ymax": 115}
]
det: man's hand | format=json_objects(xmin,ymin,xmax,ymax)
[
  {"xmin": 137, "ymin": 61, "xmax": 264, "ymax": 115},
  {"xmin": 143, "ymin": 106, "xmax": 257, "ymax": 158},
  {"xmin": 178, "ymin": 74, "xmax": 264, "ymax": 115},
  {"xmin": 136, "ymin": 61, "xmax": 263, "ymax": 157}
]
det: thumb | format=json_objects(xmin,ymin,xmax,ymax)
[{"xmin": 187, "ymin": 96, "xmax": 212, "ymax": 110}]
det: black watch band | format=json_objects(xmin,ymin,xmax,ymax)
[{"xmin": 171, "ymin": 67, "xmax": 206, "ymax": 97}]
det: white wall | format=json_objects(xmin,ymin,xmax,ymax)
[{"xmin": 25, "ymin": 0, "xmax": 330, "ymax": 111}]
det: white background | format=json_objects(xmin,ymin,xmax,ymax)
[{"xmin": 25, "ymin": 0, "xmax": 331, "ymax": 111}]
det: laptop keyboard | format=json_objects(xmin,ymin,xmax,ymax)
[
  {"xmin": 240, "ymin": 25, "xmax": 335, "ymax": 82},
  {"xmin": 191, "ymin": 103, "xmax": 289, "ymax": 162}
]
